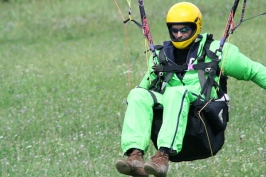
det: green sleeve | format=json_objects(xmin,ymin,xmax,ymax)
[{"xmin": 220, "ymin": 43, "xmax": 266, "ymax": 89}]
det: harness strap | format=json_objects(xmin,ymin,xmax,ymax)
[
  {"xmin": 153, "ymin": 61, "xmax": 218, "ymax": 72},
  {"xmin": 161, "ymin": 72, "xmax": 173, "ymax": 90},
  {"xmin": 149, "ymin": 48, "xmax": 167, "ymax": 92},
  {"xmin": 197, "ymin": 35, "xmax": 214, "ymax": 92},
  {"xmin": 158, "ymin": 47, "xmax": 168, "ymax": 66},
  {"xmin": 147, "ymin": 90, "xmax": 160, "ymax": 107},
  {"xmin": 200, "ymin": 69, "xmax": 216, "ymax": 100},
  {"xmin": 149, "ymin": 76, "xmax": 160, "ymax": 91}
]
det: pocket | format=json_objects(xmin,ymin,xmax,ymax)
[{"xmin": 201, "ymin": 101, "xmax": 229, "ymax": 135}]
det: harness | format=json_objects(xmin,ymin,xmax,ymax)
[
  {"xmin": 150, "ymin": 34, "xmax": 230, "ymax": 162},
  {"xmin": 150, "ymin": 34, "xmax": 227, "ymax": 101}
]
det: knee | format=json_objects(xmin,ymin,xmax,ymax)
[{"xmin": 127, "ymin": 88, "xmax": 152, "ymax": 104}]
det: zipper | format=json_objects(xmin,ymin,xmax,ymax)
[
  {"xmin": 186, "ymin": 39, "xmax": 203, "ymax": 64},
  {"xmin": 170, "ymin": 89, "xmax": 188, "ymax": 152}
]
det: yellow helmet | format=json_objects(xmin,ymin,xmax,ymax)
[{"xmin": 166, "ymin": 2, "xmax": 203, "ymax": 49}]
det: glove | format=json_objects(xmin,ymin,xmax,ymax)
[{"xmin": 152, "ymin": 64, "xmax": 164, "ymax": 72}]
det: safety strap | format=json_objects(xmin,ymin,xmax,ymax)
[
  {"xmin": 149, "ymin": 76, "xmax": 161, "ymax": 92},
  {"xmin": 153, "ymin": 61, "xmax": 218, "ymax": 72},
  {"xmin": 197, "ymin": 34, "xmax": 215, "ymax": 99},
  {"xmin": 158, "ymin": 46, "xmax": 168, "ymax": 66},
  {"xmin": 147, "ymin": 90, "xmax": 161, "ymax": 107}
]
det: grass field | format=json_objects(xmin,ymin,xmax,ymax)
[{"xmin": 0, "ymin": 0, "xmax": 265, "ymax": 176}]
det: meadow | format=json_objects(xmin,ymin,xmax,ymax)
[{"xmin": 0, "ymin": 0, "xmax": 265, "ymax": 176}]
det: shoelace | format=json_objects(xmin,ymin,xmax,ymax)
[
  {"xmin": 151, "ymin": 151, "xmax": 168, "ymax": 164},
  {"xmin": 128, "ymin": 150, "xmax": 143, "ymax": 161}
]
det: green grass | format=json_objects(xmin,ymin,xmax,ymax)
[{"xmin": 0, "ymin": 0, "xmax": 265, "ymax": 176}]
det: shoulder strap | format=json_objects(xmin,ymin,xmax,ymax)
[
  {"xmin": 158, "ymin": 47, "xmax": 173, "ymax": 90},
  {"xmin": 198, "ymin": 34, "xmax": 214, "ymax": 91},
  {"xmin": 198, "ymin": 34, "xmax": 226, "ymax": 100},
  {"xmin": 158, "ymin": 47, "xmax": 168, "ymax": 65}
]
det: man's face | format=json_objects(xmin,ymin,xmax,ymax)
[{"xmin": 170, "ymin": 24, "xmax": 192, "ymax": 41}]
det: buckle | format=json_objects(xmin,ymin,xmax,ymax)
[
  {"xmin": 187, "ymin": 64, "xmax": 194, "ymax": 70},
  {"xmin": 205, "ymin": 68, "xmax": 211, "ymax": 72},
  {"xmin": 186, "ymin": 57, "xmax": 195, "ymax": 71}
]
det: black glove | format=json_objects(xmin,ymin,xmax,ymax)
[{"xmin": 152, "ymin": 65, "xmax": 164, "ymax": 72}]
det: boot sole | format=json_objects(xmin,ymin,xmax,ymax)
[
  {"xmin": 144, "ymin": 163, "xmax": 165, "ymax": 177},
  {"xmin": 115, "ymin": 159, "xmax": 149, "ymax": 177},
  {"xmin": 115, "ymin": 159, "xmax": 131, "ymax": 175}
]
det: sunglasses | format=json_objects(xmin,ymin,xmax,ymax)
[{"xmin": 170, "ymin": 27, "xmax": 191, "ymax": 34}]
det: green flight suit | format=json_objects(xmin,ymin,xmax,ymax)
[{"xmin": 121, "ymin": 33, "xmax": 266, "ymax": 154}]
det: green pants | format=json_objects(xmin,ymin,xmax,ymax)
[{"xmin": 121, "ymin": 86, "xmax": 199, "ymax": 154}]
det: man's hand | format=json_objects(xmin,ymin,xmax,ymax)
[{"xmin": 152, "ymin": 65, "xmax": 164, "ymax": 72}]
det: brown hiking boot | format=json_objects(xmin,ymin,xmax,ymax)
[
  {"xmin": 144, "ymin": 151, "xmax": 169, "ymax": 177},
  {"xmin": 115, "ymin": 150, "xmax": 149, "ymax": 177}
]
